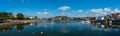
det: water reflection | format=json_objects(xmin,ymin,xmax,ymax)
[
  {"xmin": 89, "ymin": 21, "xmax": 120, "ymax": 32},
  {"xmin": 0, "ymin": 23, "xmax": 31, "ymax": 32},
  {"xmin": 0, "ymin": 24, "xmax": 14, "ymax": 32},
  {"xmin": 0, "ymin": 20, "xmax": 120, "ymax": 36},
  {"xmin": 16, "ymin": 24, "xmax": 24, "ymax": 31}
]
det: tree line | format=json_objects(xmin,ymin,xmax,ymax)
[{"xmin": 0, "ymin": 12, "xmax": 36, "ymax": 20}]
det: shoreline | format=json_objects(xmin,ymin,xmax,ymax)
[{"xmin": 0, "ymin": 20, "xmax": 46, "ymax": 25}]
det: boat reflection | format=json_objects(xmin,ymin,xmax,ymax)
[{"xmin": 90, "ymin": 21, "xmax": 120, "ymax": 32}]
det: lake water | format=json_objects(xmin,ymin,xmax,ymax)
[{"xmin": 0, "ymin": 20, "xmax": 120, "ymax": 36}]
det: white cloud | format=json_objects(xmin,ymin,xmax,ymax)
[
  {"xmin": 89, "ymin": 8, "xmax": 120, "ymax": 15},
  {"xmin": 66, "ymin": 13, "xmax": 71, "ymax": 14},
  {"xmin": 37, "ymin": 12, "xmax": 41, "ymax": 14},
  {"xmin": 58, "ymin": 6, "xmax": 71, "ymax": 11},
  {"xmin": 37, "ymin": 7, "xmax": 120, "ymax": 17},
  {"xmin": 90, "ymin": 8, "xmax": 104, "ymax": 13},
  {"xmin": 111, "ymin": 8, "xmax": 120, "ymax": 13},
  {"xmin": 37, "ymin": 9, "xmax": 50, "ymax": 15},
  {"xmin": 89, "ymin": 8, "xmax": 112, "ymax": 15},
  {"xmin": 90, "ymin": 7, "xmax": 112, "ymax": 13},
  {"xmin": 61, "ymin": 12, "xmax": 65, "ymax": 14},
  {"xmin": 104, "ymin": 7, "xmax": 112, "ymax": 12},
  {"xmin": 78, "ymin": 10, "xmax": 83, "ymax": 12},
  {"xmin": 114, "ymin": 8, "xmax": 120, "ymax": 12},
  {"xmin": 37, "ymin": 12, "xmax": 49, "ymax": 15},
  {"xmin": 43, "ymin": 12, "xmax": 49, "ymax": 14}
]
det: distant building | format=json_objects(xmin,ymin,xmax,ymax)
[
  {"xmin": 28, "ymin": 16, "xmax": 34, "ymax": 19},
  {"xmin": 96, "ymin": 17, "xmax": 105, "ymax": 20},
  {"xmin": 48, "ymin": 16, "xmax": 71, "ymax": 20},
  {"xmin": 105, "ymin": 13, "xmax": 120, "ymax": 20}
]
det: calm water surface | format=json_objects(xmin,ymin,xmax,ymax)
[{"xmin": 0, "ymin": 20, "xmax": 120, "ymax": 36}]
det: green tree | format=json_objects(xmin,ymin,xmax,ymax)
[
  {"xmin": 16, "ymin": 13, "xmax": 25, "ymax": 20},
  {"xmin": 0, "ymin": 12, "xmax": 13, "ymax": 20},
  {"xmin": 25, "ymin": 17, "xmax": 31, "ymax": 20},
  {"xmin": 7, "ymin": 12, "xmax": 13, "ymax": 19}
]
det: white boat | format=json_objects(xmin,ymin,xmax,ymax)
[{"xmin": 86, "ymin": 20, "xmax": 91, "ymax": 24}]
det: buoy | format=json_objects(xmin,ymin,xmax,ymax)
[
  {"xmin": 3, "ymin": 29, "xmax": 6, "ymax": 32},
  {"xmin": 81, "ymin": 21, "xmax": 85, "ymax": 24},
  {"xmin": 40, "ymin": 32, "xmax": 43, "ymax": 34},
  {"xmin": 86, "ymin": 21, "xmax": 90, "ymax": 24},
  {"xmin": 18, "ymin": 30, "xmax": 21, "ymax": 32},
  {"xmin": 30, "ymin": 23, "xmax": 33, "ymax": 25},
  {"xmin": 101, "ymin": 25, "xmax": 105, "ymax": 28}
]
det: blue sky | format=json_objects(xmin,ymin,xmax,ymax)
[{"xmin": 0, "ymin": 0, "xmax": 120, "ymax": 18}]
